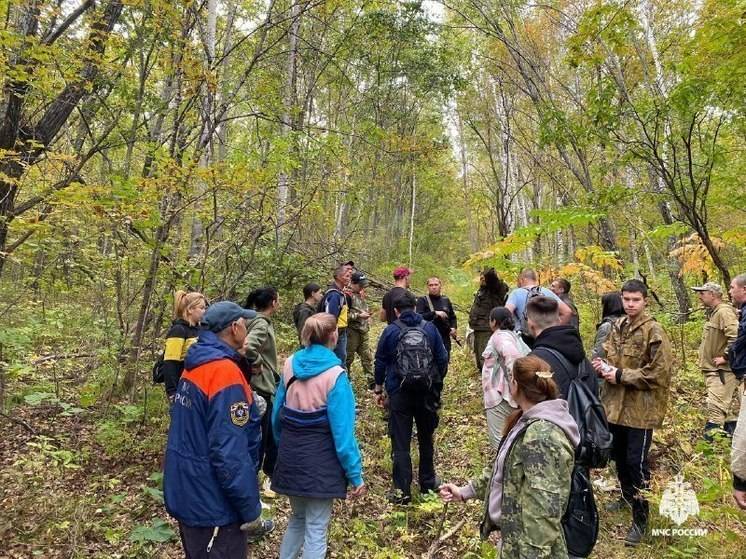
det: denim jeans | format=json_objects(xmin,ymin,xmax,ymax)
[
  {"xmin": 279, "ymin": 497, "xmax": 333, "ymax": 559},
  {"xmin": 333, "ymin": 328, "xmax": 348, "ymax": 364}
]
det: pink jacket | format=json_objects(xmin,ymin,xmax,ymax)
[{"xmin": 481, "ymin": 330, "xmax": 530, "ymax": 409}]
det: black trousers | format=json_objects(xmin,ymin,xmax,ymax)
[
  {"xmin": 256, "ymin": 389, "xmax": 278, "ymax": 478},
  {"xmin": 179, "ymin": 522, "xmax": 247, "ymax": 559},
  {"xmin": 610, "ymin": 423, "xmax": 653, "ymax": 524},
  {"xmin": 388, "ymin": 388, "xmax": 439, "ymax": 497}
]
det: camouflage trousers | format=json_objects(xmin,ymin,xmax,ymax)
[
  {"xmin": 704, "ymin": 371, "xmax": 742, "ymax": 425},
  {"xmin": 346, "ymin": 328, "xmax": 373, "ymax": 383}
]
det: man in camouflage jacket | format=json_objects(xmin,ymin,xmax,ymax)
[
  {"xmin": 691, "ymin": 282, "xmax": 740, "ymax": 438},
  {"xmin": 346, "ymin": 272, "xmax": 374, "ymax": 388},
  {"xmin": 594, "ymin": 279, "xmax": 673, "ymax": 547}
]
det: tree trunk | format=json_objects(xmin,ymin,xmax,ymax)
[
  {"xmin": 408, "ymin": 173, "xmax": 416, "ymax": 267},
  {"xmin": 189, "ymin": 0, "xmax": 218, "ymax": 260},
  {"xmin": 651, "ymin": 169, "xmax": 691, "ymax": 321},
  {"xmin": 0, "ymin": 0, "xmax": 124, "ymax": 278},
  {"xmin": 456, "ymin": 110, "xmax": 479, "ymax": 252},
  {"xmin": 277, "ymin": 0, "xmax": 302, "ymax": 245}
]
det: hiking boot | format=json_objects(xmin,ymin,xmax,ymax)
[
  {"xmin": 724, "ymin": 421, "xmax": 738, "ymax": 437},
  {"xmin": 605, "ymin": 497, "xmax": 629, "ymax": 513},
  {"xmin": 245, "ymin": 519, "xmax": 275, "ymax": 543},
  {"xmin": 624, "ymin": 521, "xmax": 645, "ymax": 547},
  {"xmin": 420, "ymin": 475, "xmax": 442, "ymax": 495},
  {"xmin": 703, "ymin": 422, "xmax": 723, "ymax": 442},
  {"xmin": 386, "ymin": 489, "xmax": 411, "ymax": 505}
]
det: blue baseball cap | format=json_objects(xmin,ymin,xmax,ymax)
[{"xmin": 201, "ymin": 301, "xmax": 257, "ymax": 332}]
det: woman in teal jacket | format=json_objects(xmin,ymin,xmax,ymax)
[{"xmin": 272, "ymin": 313, "xmax": 365, "ymax": 559}]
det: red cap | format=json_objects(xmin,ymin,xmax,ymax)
[{"xmin": 392, "ymin": 266, "xmax": 413, "ymax": 279}]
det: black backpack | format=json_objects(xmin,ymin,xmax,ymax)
[
  {"xmin": 538, "ymin": 347, "xmax": 613, "ymax": 469},
  {"xmin": 394, "ymin": 319, "xmax": 436, "ymax": 389},
  {"xmin": 562, "ymin": 464, "xmax": 599, "ymax": 558},
  {"xmin": 482, "ymin": 419, "xmax": 599, "ymax": 557},
  {"xmin": 152, "ymin": 351, "xmax": 165, "ymax": 384}
]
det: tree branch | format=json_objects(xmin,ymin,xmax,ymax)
[{"xmin": 42, "ymin": 0, "xmax": 95, "ymax": 45}]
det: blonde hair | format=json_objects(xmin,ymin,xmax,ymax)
[
  {"xmin": 300, "ymin": 313, "xmax": 338, "ymax": 348},
  {"xmin": 174, "ymin": 290, "xmax": 206, "ymax": 323}
]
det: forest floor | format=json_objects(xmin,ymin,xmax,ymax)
[{"xmin": 2, "ymin": 336, "xmax": 746, "ymax": 558}]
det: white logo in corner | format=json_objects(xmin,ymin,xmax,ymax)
[{"xmin": 659, "ymin": 474, "xmax": 699, "ymax": 526}]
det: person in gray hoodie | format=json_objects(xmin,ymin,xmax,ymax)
[{"xmin": 440, "ymin": 355, "xmax": 580, "ymax": 558}]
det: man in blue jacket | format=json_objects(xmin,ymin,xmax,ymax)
[
  {"xmin": 374, "ymin": 292, "xmax": 448, "ymax": 504},
  {"xmin": 164, "ymin": 301, "xmax": 272, "ymax": 558},
  {"xmin": 321, "ymin": 265, "xmax": 352, "ymax": 362}
]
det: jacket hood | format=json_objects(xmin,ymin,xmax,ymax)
[
  {"xmin": 523, "ymin": 399, "xmax": 580, "ymax": 448},
  {"xmin": 184, "ymin": 329, "xmax": 240, "ymax": 370},
  {"xmin": 533, "ymin": 325, "xmax": 585, "ymax": 365},
  {"xmin": 395, "ymin": 309, "xmax": 423, "ymax": 327},
  {"xmin": 291, "ymin": 344, "xmax": 342, "ymax": 379}
]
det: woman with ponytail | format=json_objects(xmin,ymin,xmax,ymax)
[
  {"xmin": 440, "ymin": 355, "xmax": 580, "ymax": 557},
  {"xmin": 162, "ymin": 291, "xmax": 207, "ymax": 400}
]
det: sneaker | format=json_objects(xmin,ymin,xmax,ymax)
[
  {"xmin": 605, "ymin": 497, "xmax": 629, "ymax": 513},
  {"xmin": 246, "ymin": 519, "xmax": 275, "ymax": 543},
  {"xmin": 624, "ymin": 522, "xmax": 644, "ymax": 547}
]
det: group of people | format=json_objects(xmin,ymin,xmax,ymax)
[{"xmin": 157, "ymin": 264, "xmax": 746, "ymax": 559}]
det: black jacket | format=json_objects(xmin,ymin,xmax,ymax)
[
  {"xmin": 531, "ymin": 325, "xmax": 598, "ymax": 399},
  {"xmin": 292, "ymin": 302, "xmax": 316, "ymax": 340},
  {"xmin": 416, "ymin": 294, "xmax": 457, "ymax": 346},
  {"xmin": 730, "ymin": 305, "xmax": 746, "ymax": 379},
  {"xmin": 162, "ymin": 319, "xmax": 199, "ymax": 397},
  {"xmin": 469, "ymin": 288, "xmax": 507, "ymax": 331}
]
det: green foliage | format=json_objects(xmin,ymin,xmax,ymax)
[{"xmin": 129, "ymin": 519, "xmax": 176, "ymax": 544}]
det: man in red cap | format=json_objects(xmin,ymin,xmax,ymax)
[{"xmin": 380, "ymin": 266, "xmax": 414, "ymax": 324}]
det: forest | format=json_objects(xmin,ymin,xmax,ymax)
[{"xmin": 1, "ymin": 0, "xmax": 745, "ymax": 557}]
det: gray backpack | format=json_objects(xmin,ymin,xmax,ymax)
[{"xmin": 520, "ymin": 285, "xmax": 544, "ymax": 330}]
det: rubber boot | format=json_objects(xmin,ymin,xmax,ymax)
[
  {"xmin": 724, "ymin": 421, "xmax": 738, "ymax": 437},
  {"xmin": 703, "ymin": 421, "xmax": 722, "ymax": 442}
]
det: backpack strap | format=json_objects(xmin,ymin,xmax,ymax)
[
  {"xmin": 426, "ymin": 295, "xmax": 435, "ymax": 313},
  {"xmin": 534, "ymin": 346, "xmax": 578, "ymax": 381},
  {"xmin": 394, "ymin": 319, "xmax": 413, "ymax": 335}
]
